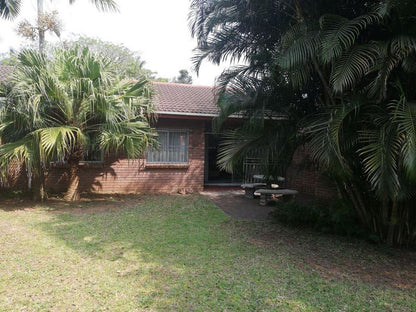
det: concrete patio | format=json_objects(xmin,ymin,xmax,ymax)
[{"xmin": 200, "ymin": 189, "xmax": 274, "ymax": 221}]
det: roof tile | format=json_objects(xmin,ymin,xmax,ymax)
[{"xmin": 151, "ymin": 82, "xmax": 220, "ymax": 116}]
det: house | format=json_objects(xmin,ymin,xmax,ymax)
[
  {"xmin": 0, "ymin": 65, "xmax": 334, "ymax": 198},
  {"xmin": 46, "ymin": 82, "xmax": 242, "ymax": 194},
  {"xmin": 0, "ymin": 64, "xmax": 240, "ymax": 193}
]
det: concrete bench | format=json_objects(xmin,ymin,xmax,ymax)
[
  {"xmin": 256, "ymin": 188, "xmax": 299, "ymax": 206},
  {"xmin": 241, "ymin": 183, "xmax": 267, "ymax": 198}
]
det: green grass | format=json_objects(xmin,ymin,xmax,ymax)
[{"xmin": 0, "ymin": 195, "xmax": 415, "ymax": 311}]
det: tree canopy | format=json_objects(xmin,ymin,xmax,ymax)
[
  {"xmin": 0, "ymin": 36, "xmax": 169, "ymax": 82},
  {"xmin": 171, "ymin": 69, "xmax": 193, "ymax": 84}
]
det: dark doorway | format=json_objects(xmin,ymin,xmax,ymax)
[{"xmin": 204, "ymin": 133, "xmax": 241, "ymax": 185}]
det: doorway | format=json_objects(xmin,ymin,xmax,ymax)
[{"xmin": 204, "ymin": 133, "xmax": 241, "ymax": 185}]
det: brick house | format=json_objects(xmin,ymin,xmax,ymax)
[
  {"xmin": 0, "ymin": 65, "xmax": 240, "ymax": 193},
  {"xmin": 0, "ymin": 65, "xmax": 334, "ymax": 197},
  {"xmin": 46, "ymin": 82, "xmax": 241, "ymax": 194}
]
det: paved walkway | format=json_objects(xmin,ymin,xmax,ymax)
[{"xmin": 200, "ymin": 189, "xmax": 274, "ymax": 221}]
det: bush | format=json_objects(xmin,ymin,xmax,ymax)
[{"xmin": 270, "ymin": 199, "xmax": 365, "ymax": 238}]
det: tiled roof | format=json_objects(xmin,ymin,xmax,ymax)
[
  {"xmin": 0, "ymin": 69, "xmax": 222, "ymax": 117},
  {"xmin": 0, "ymin": 65, "xmax": 13, "ymax": 82},
  {"xmin": 151, "ymin": 82, "xmax": 220, "ymax": 117}
]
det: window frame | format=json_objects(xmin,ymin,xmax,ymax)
[
  {"xmin": 50, "ymin": 149, "xmax": 104, "ymax": 166},
  {"xmin": 146, "ymin": 129, "xmax": 190, "ymax": 164},
  {"xmin": 79, "ymin": 149, "xmax": 104, "ymax": 164}
]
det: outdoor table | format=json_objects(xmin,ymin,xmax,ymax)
[{"xmin": 241, "ymin": 183, "xmax": 267, "ymax": 198}]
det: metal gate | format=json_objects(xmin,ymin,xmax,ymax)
[{"xmin": 243, "ymin": 158, "xmax": 262, "ymax": 183}]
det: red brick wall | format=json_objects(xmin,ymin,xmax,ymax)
[
  {"xmin": 46, "ymin": 118, "xmax": 205, "ymax": 194},
  {"xmin": 286, "ymin": 145, "xmax": 337, "ymax": 199},
  {"xmin": 0, "ymin": 160, "xmax": 28, "ymax": 190}
]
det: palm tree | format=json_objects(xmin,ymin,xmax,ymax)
[
  {"xmin": 0, "ymin": 0, "xmax": 21, "ymax": 19},
  {"xmin": 189, "ymin": 0, "xmax": 377, "ymax": 168},
  {"xmin": 3, "ymin": 0, "xmax": 118, "ymax": 50},
  {"xmin": 214, "ymin": 70, "xmax": 308, "ymax": 181},
  {"xmin": 278, "ymin": 0, "xmax": 416, "ymax": 245},
  {"xmin": 1, "ymin": 0, "xmax": 117, "ymax": 20},
  {"xmin": 0, "ymin": 47, "xmax": 156, "ymax": 201},
  {"xmin": 189, "ymin": 0, "xmax": 315, "ymax": 180},
  {"xmin": 190, "ymin": 0, "xmax": 416, "ymax": 245}
]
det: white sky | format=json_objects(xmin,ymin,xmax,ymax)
[{"xmin": 0, "ymin": 0, "xmax": 228, "ymax": 85}]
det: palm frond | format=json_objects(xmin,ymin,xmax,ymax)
[
  {"xmin": 98, "ymin": 121, "xmax": 157, "ymax": 159},
  {"xmin": 0, "ymin": 137, "xmax": 35, "ymax": 173},
  {"xmin": 278, "ymin": 26, "xmax": 321, "ymax": 70},
  {"xmin": 68, "ymin": 0, "xmax": 118, "ymax": 12},
  {"xmin": 320, "ymin": 12, "xmax": 382, "ymax": 64},
  {"xmin": 389, "ymin": 97, "xmax": 416, "ymax": 181},
  {"xmin": 359, "ymin": 126, "xmax": 402, "ymax": 199},
  {"xmin": 0, "ymin": 0, "xmax": 21, "ymax": 19},
  {"xmin": 401, "ymin": 54, "xmax": 416, "ymax": 74},
  {"xmin": 34, "ymin": 126, "xmax": 87, "ymax": 160},
  {"xmin": 367, "ymin": 49, "xmax": 400, "ymax": 100},
  {"xmin": 304, "ymin": 99, "xmax": 363, "ymax": 178},
  {"xmin": 217, "ymin": 120, "xmax": 297, "ymax": 177},
  {"xmin": 330, "ymin": 44, "xmax": 380, "ymax": 93}
]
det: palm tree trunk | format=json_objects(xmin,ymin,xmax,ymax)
[
  {"xmin": 387, "ymin": 200, "xmax": 399, "ymax": 246},
  {"xmin": 311, "ymin": 57, "xmax": 335, "ymax": 106},
  {"xmin": 37, "ymin": 0, "xmax": 45, "ymax": 52},
  {"xmin": 32, "ymin": 171, "xmax": 46, "ymax": 201},
  {"xmin": 64, "ymin": 159, "xmax": 81, "ymax": 201},
  {"xmin": 344, "ymin": 182, "xmax": 371, "ymax": 230}
]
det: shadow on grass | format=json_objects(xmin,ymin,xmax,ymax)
[
  {"xmin": 0, "ymin": 190, "xmax": 37, "ymax": 211},
  {"xmin": 0, "ymin": 192, "xmax": 145, "ymax": 213},
  {"xmin": 35, "ymin": 194, "xmax": 416, "ymax": 310}
]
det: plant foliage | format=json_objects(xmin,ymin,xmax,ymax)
[{"xmin": 0, "ymin": 47, "xmax": 156, "ymax": 201}]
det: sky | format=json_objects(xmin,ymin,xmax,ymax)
[{"xmin": 0, "ymin": 0, "xmax": 228, "ymax": 85}]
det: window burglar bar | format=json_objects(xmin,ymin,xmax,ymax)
[{"xmin": 147, "ymin": 130, "xmax": 189, "ymax": 164}]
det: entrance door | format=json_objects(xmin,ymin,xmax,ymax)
[{"xmin": 204, "ymin": 133, "xmax": 241, "ymax": 184}]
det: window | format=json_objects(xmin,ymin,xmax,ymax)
[
  {"xmin": 80, "ymin": 148, "xmax": 104, "ymax": 164},
  {"xmin": 147, "ymin": 130, "xmax": 189, "ymax": 164},
  {"xmin": 51, "ymin": 148, "xmax": 103, "ymax": 165}
]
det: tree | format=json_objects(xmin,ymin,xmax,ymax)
[
  {"xmin": 189, "ymin": 0, "xmax": 334, "ymax": 179},
  {"xmin": 278, "ymin": 0, "xmax": 416, "ymax": 245},
  {"xmin": 13, "ymin": 0, "xmax": 118, "ymax": 51},
  {"xmin": 190, "ymin": 0, "xmax": 416, "ymax": 246},
  {"xmin": 0, "ymin": 47, "xmax": 156, "ymax": 201},
  {"xmin": 0, "ymin": 51, "xmax": 18, "ymax": 66},
  {"xmin": 62, "ymin": 36, "xmax": 159, "ymax": 80},
  {"xmin": 17, "ymin": 10, "xmax": 62, "ymax": 49},
  {"xmin": 0, "ymin": 36, "xmax": 169, "ymax": 81},
  {"xmin": 171, "ymin": 69, "xmax": 193, "ymax": 84}
]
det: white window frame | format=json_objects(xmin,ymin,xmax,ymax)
[{"xmin": 147, "ymin": 129, "xmax": 189, "ymax": 164}]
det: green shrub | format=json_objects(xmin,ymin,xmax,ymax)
[{"xmin": 270, "ymin": 199, "xmax": 365, "ymax": 238}]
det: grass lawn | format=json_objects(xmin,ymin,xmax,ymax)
[{"xmin": 0, "ymin": 194, "xmax": 415, "ymax": 311}]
